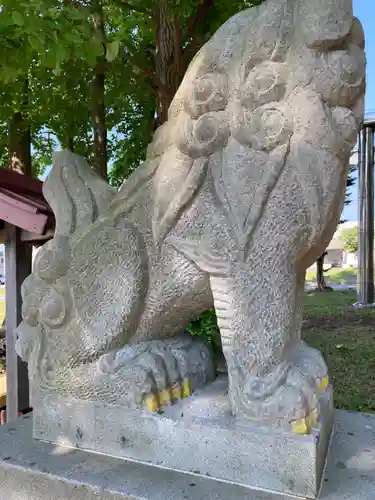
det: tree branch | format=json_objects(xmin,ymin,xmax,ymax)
[
  {"xmin": 182, "ymin": 0, "xmax": 213, "ymax": 64},
  {"xmin": 113, "ymin": 0, "xmax": 154, "ymax": 17},
  {"xmin": 122, "ymin": 52, "xmax": 171, "ymax": 99},
  {"xmin": 184, "ymin": 0, "xmax": 213, "ymax": 42},
  {"xmin": 63, "ymin": 0, "xmax": 83, "ymax": 7}
]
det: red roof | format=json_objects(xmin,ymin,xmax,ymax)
[{"xmin": 0, "ymin": 169, "xmax": 54, "ymax": 235}]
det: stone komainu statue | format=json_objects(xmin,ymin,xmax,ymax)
[{"xmin": 17, "ymin": 0, "xmax": 365, "ymax": 434}]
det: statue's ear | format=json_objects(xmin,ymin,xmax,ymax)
[
  {"xmin": 296, "ymin": 0, "xmax": 353, "ymax": 49},
  {"xmin": 43, "ymin": 152, "xmax": 116, "ymax": 238}
]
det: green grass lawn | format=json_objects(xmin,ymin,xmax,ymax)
[
  {"xmin": 303, "ymin": 290, "xmax": 375, "ymax": 413},
  {"xmin": 305, "ymin": 267, "xmax": 358, "ymax": 283}
]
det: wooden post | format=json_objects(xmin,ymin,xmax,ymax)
[{"xmin": 4, "ymin": 223, "xmax": 32, "ymax": 422}]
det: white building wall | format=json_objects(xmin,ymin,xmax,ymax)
[{"xmin": 343, "ymin": 251, "xmax": 358, "ymax": 268}]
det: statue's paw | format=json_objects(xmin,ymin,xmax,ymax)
[
  {"xmin": 284, "ymin": 366, "xmax": 320, "ymax": 435},
  {"xmin": 98, "ymin": 335, "xmax": 215, "ymax": 413},
  {"xmin": 132, "ymin": 348, "xmax": 186, "ymax": 412},
  {"xmin": 291, "ymin": 341, "xmax": 329, "ymax": 394},
  {"xmin": 61, "ymin": 357, "xmax": 157, "ymax": 409},
  {"xmin": 231, "ymin": 362, "xmax": 319, "ymax": 435}
]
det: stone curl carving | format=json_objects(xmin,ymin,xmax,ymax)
[
  {"xmin": 231, "ymin": 102, "xmax": 292, "ymax": 151},
  {"xmin": 184, "ymin": 73, "xmax": 228, "ymax": 119},
  {"xmin": 313, "ymin": 44, "xmax": 365, "ymax": 107},
  {"xmin": 16, "ymin": 0, "xmax": 365, "ymax": 435},
  {"xmin": 239, "ymin": 62, "xmax": 286, "ymax": 110},
  {"xmin": 176, "ymin": 111, "xmax": 230, "ymax": 158}
]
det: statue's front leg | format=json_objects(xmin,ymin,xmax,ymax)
[{"xmin": 211, "ymin": 257, "xmax": 320, "ymax": 434}]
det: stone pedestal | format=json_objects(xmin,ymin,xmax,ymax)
[
  {"xmin": 0, "ymin": 410, "xmax": 374, "ymax": 500},
  {"xmin": 32, "ymin": 376, "xmax": 333, "ymax": 499}
]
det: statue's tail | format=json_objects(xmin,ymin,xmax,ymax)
[{"xmin": 43, "ymin": 151, "xmax": 116, "ymax": 239}]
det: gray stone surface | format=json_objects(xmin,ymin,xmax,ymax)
[
  {"xmin": 33, "ymin": 376, "xmax": 333, "ymax": 499},
  {"xmin": 0, "ymin": 410, "xmax": 374, "ymax": 500},
  {"xmin": 16, "ymin": 0, "xmax": 364, "ymax": 431}
]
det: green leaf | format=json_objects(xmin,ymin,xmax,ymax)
[
  {"xmin": 53, "ymin": 61, "xmax": 62, "ymax": 76},
  {"xmin": 43, "ymin": 49, "xmax": 57, "ymax": 68},
  {"xmin": 55, "ymin": 44, "xmax": 69, "ymax": 64},
  {"xmin": 12, "ymin": 11, "xmax": 24, "ymax": 26},
  {"xmin": 1, "ymin": 65, "xmax": 21, "ymax": 83},
  {"xmin": 28, "ymin": 35, "xmax": 41, "ymax": 53},
  {"xmin": 106, "ymin": 40, "xmax": 120, "ymax": 63}
]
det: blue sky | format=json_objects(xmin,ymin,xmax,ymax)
[{"xmin": 342, "ymin": 0, "xmax": 375, "ymax": 221}]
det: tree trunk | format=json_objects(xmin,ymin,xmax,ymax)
[
  {"xmin": 67, "ymin": 136, "xmax": 75, "ymax": 152},
  {"xmin": 155, "ymin": 1, "xmax": 183, "ymax": 127},
  {"xmin": 8, "ymin": 112, "xmax": 31, "ymax": 175},
  {"xmin": 63, "ymin": 61, "xmax": 75, "ymax": 153},
  {"xmin": 8, "ymin": 80, "xmax": 31, "ymax": 175},
  {"xmin": 60, "ymin": 132, "xmax": 75, "ymax": 152},
  {"xmin": 316, "ymin": 252, "xmax": 332, "ymax": 292},
  {"xmin": 91, "ymin": 3, "xmax": 107, "ymax": 179}
]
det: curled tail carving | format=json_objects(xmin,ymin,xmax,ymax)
[{"xmin": 43, "ymin": 151, "xmax": 116, "ymax": 238}]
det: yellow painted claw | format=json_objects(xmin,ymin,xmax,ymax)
[
  {"xmin": 317, "ymin": 376, "xmax": 329, "ymax": 393},
  {"xmin": 146, "ymin": 394, "xmax": 160, "ymax": 413},
  {"xmin": 308, "ymin": 408, "xmax": 319, "ymax": 427},
  {"xmin": 145, "ymin": 379, "xmax": 192, "ymax": 413},
  {"xmin": 159, "ymin": 388, "xmax": 172, "ymax": 406},
  {"xmin": 292, "ymin": 418, "xmax": 310, "ymax": 435},
  {"xmin": 171, "ymin": 383, "xmax": 183, "ymax": 401},
  {"xmin": 292, "ymin": 408, "xmax": 320, "ymax": 435},
  {"xmin": 182, "ymin": 379, "xmax": 191, "ymax": 398}
]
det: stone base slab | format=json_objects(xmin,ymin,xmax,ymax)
[
  {"xmin": 33, "ymin": 376, "xmax": 333, "ymax": 499},
  {"xmin": 0, "ymin": 410, "xmax": 375, "ymax": 500}
]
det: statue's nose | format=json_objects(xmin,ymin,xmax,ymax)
[{"xmin": 297, "ymin": 0, "xmax": 354, "ymax": 49}]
